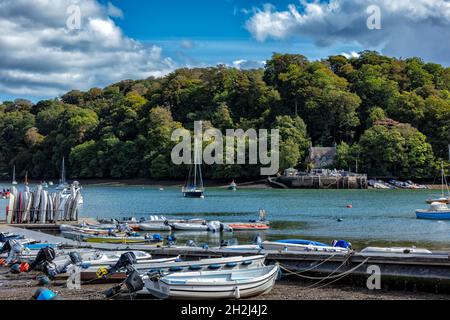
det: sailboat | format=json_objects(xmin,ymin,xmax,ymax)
[
  {"xmin": 426, "ymin": 161, "xmax": 449, "ymax": 204},
  {"xmin": 56, "ymin": 158, "xmax": 69, "ymax": 190},
  {"xmin": 11, "ymin": 165, "xmax": 18, "ymax": 185},
  {"xmin": 182, "ymin": 149, "xmax": 205, "ymax": 198}
]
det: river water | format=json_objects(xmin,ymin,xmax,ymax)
[{"xmin": 2, "ymin": 185, "xmax": 449, "ymax": 249}]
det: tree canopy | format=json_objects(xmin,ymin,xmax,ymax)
[{"xmin": 0, "ymin": 51, "xmax": 448, "ymax": 180}]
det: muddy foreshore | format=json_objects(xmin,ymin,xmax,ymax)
[{"xmin": 1, "ymin": 268, "xmax": 449, "ymax": 301}]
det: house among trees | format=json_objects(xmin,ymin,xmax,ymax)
[{"xmin": 307, "ymin": 147, "xmax": 337, "ymax": 168}]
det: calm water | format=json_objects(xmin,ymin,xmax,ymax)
[{"xmin": 2, "ymin": 185, "xmax": 450, "ymax": 249}]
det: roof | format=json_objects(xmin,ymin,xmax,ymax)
[{"xmin": 308, "ymin": 147, "xmax": 337, "ymax": 160}]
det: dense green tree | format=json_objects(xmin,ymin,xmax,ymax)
[{"xmin": 1, "ymin": 52, "xmax": 448, "ymax": 180}]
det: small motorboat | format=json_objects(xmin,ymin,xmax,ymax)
[
  {"xmin": 426, "ymin": 197, "xmax": 450, "ymax": 205},
  {"xmin": 171, "ymin": 222, "xmax": 208, "ymax": 231},
  {"xmin": 139, "ymin": 222, "xmax": 172, "ymax": 231},
  {"xmin": 79, "ymin": 256, "xmax": 180, "ymax": 282},
  {"xmin": 416, "ymin": 202, "xmax": 450, "ymax": 220},
  {"xmin": 61, "ymin": 230, "xmax": 163, "ymax": 245},
  {"xmin": 144, "ymin": 264, "xmax": 279, "ymax": 300},
  {"xmin": 262, "ymin": 239, "xmax": 351, "ymax": 253},
  {"xmin": 228, "ymin": 180, "xmax": 237, "ymax": 191}
]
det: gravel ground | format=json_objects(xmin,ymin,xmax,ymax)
[{"xmin": 1, "ymin": 267, "xmax": 450, "ymax": 300}]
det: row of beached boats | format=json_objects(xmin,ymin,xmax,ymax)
[
  {"xmin": 0, "ymin": 233, "xmax": 279, "ymax": 299},
  {"xmin": 58, "ymin": 212, "xmax": 270, "ymax": 244},
  {"xmin": 5, "ymin": 183, "xmax": 82, "ymax": 225},
  {"xmin": 1, "ymin": 230, "xmax": 438, "ymax": 299}
]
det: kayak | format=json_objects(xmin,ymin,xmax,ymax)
[{"xmin": 227, "ymin": 223, "xmax": 270, "ymax": 231}]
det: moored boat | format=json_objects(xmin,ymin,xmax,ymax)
[
  {"xmin": 144, "ymin": 264, "xmax": 279, "ymax": 300},
  {"xmin": 416, "ymin": 202, "xmax": 450, "ymax": 220},
  {"xmin": 426, "ymin": 161, "xmax": 450, "ymax": 204},
  {"xmin": 228, "ymin": 180, "xmax": 237, "ymax": 191}
]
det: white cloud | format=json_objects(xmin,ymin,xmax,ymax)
[
  {"xmin": 232, "ymin": 59, "xmax": 266, "ymax": 69},
  {"xmin": 245, "ymin": 0, "xmax": 450, "ymax": 65},
  {"xmin": 0, "ymin": 0, "xmax": 175, "ymax": 97},
  {"xmin": 341, "ymin": 51, "xmax": 360, "ymax": 59}
]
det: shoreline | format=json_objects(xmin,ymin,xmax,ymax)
[
  {"xmin": 0, "ymin": 178, "xmax": 445, "ymax": 190},
  {"xmin": 1, "ymin": 270, "xmax": 449, "ymax": 300}
]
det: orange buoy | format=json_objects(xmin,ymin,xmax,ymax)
[{"xmin": 19, "ymin": 262, "xmax": 30, "ymax": 273}]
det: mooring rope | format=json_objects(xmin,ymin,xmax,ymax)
[
  {"xmin": 279, "ymin": 256, "xmax": 370, "ymax": 291},
  {"xmin": 275, "ymin": 252, "xmax": 340, "ymax": 275},
  {"xmin": 279, "ymin": 253, "xmax": 369, "ymax": 281}
]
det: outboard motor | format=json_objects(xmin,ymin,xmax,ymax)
[
  {"xmin": 3, "ymin": 240, "xmax": 25, "ymax": 265},
  {"xmin": 124, "ymin": 270, "xmax": 144, "ymax": 293},
  {"xmin": 220, "ymin": 240, "xmax": 230, "ymax": 247},
  {"xmin": 99, "ymin": 252, "xmax": 137, "ymax": 279},
  {"xmin": 185, "ymin": 240, "xmax": 197, "ymax": 247},
  {"xmin": 0, "ymin": 239, "xmax": 13, "ymax": 254},
  {"xmin": 253, "ymin": 235, "xmax": 263, "ymax": 245},
  {"xmin": 30, "ymin": 247, "xmax": 56, "ymax": 270}
]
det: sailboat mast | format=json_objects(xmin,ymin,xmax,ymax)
[
  {"xmin": 193, "ymin": 150, "xmax": 197, "ymax": 187},
  {"xmin": 61, "ymin": 158, "xmax": 66, "ymax": 184},
  {"xmin": 12, "ymin": 165, "xmax": 15, "ymax": 182},
  {"xmin": 442, "ymin": 161, "xmax": 445, "ymax": 197}
]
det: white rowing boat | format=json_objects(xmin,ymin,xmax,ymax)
[
  {"xmin": 139, "ymin": 222, "xmax": 172, "ymax": 231},
  {"xmin": 171, "ymin": 222, "xmax": 208, "ymax": 231},
  {"xmin": 144, "ymin": 264, "xmax": 279, "ymax": 300}
]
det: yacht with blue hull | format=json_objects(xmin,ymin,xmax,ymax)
[{"xmin": 416, "ymin": 202, "xmax": 450, "ymax": 220}]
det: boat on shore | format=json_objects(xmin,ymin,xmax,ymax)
[
  {"xmin": 262, "ymin": 239, "xmax": 351, "ymax": 253},
  {"xmin": 61, "ymin": 230, "xmax": 163, "ymax": 244},
  {"xmin": 144, "ymin": 264, "xmax": 279, "ymax": 300}
]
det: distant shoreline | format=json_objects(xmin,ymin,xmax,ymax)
[
  {"xmin": 0, "ymin": 178, "xmax": 271, "ymax": 189},
  {"xmin": 0, "ymin": 178, "xmax": 445, "ymax": 190}
]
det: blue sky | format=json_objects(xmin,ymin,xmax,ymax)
[
  {"xmin": 1, "ymin": 0, "xmax": 448, "ymax": 102},
  {"xmin": 103, "ymin": 0, "xmax": 359, "ymax": 67}
]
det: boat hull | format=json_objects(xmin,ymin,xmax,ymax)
[
  {"xmin": 139, "ymin": 223, "xmax": 172, "ymax": 231},
  {"xmin": 183, "ymin": 191, "xmax": 204, "ymax": 198},
  {"xmin": 145, "ymin": 264, "xmax": 279, "ymax": 300},
  {"xmin": 262, "ymin": 241, "xmax": 349, "ymax": 253},
  {"xmin": 171, "ymin": 223, "xmax": 208, "ymax": 231},
  {"xmin": 416, "ymin": 211, "xmax": 450, "ymax": 220}
]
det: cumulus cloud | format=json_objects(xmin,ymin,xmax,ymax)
[
  {"xmin": 232, "ymin": 59, "xmax": 266, "ymax": 69},
  {"xmin": 245, "ymin": 0, "xmax": 450, "ymax": 65},
  {"xmin": 0, "ymin": 0, "xmax": 175, "ymax": 97}
]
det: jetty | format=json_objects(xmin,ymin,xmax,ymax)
[{"xmin": 271, "ymin": 169, "xmax": 368, "ymax": 189}]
